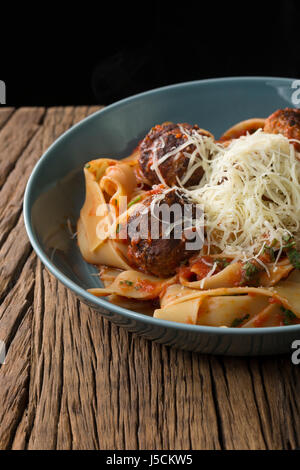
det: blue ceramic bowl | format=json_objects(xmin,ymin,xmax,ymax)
[{"xmin": 24, "ymin": 77, "xmax": 300, "ymax": 355}]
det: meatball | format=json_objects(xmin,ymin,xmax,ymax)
[
  {"xmin": 127, "ymin": 188, "xmax": 200, "ymax": 277},
  {"xmin": 138, "ymin": 122, "xmax": 213, "ymax": 187},
  {"xmin": 264, "ymin": 108, "xmax": 300, "ymax": 151}
]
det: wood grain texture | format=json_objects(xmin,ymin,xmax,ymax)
[
  {"xmin": 0, "ymin": 106, "xmax": 300, "ymax": 450},
  {"xmin": 0, "ymin": 108, "xmax": 14, "ymax": 130}
]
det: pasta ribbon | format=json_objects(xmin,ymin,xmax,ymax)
[{"xmin": 88, "ymin": 269, "xmax": 175, "ymax": 300}]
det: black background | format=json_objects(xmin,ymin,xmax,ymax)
[{"xmin": 2, "ymin": 1, "xmax": 300, "ymax": 106}]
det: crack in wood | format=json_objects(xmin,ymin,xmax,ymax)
[{"xmin": 0, "ymin": 108, "xmax": 15, "ymax": 131}]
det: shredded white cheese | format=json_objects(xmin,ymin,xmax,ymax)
[
  {"xmin": 186, "ymin": 130, "xmax": 300, "ymax": 263},
  {"xmin": 149, "ymin": 126, "xmax": 220, "ymax": 187}
]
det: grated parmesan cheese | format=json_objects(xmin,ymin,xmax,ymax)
[
  {"xmin": 186, "ymin": 130, "xmax": 300, "ymax": 264},
  {"xmin": 149, "ymin": 126, "xmax": 221, "ymax": 187}
]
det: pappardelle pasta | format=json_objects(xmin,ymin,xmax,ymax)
[{"xmin": 77, "ymin": 109, "xmax": 300, "ymax": 328}]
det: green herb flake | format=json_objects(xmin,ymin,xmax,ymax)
[
  {"xmin": 280, "ymin": 235, "xmax": 300, "ymax": 268},
  {"xmin": 263, "ymin": 245, "xmax": 275, "ymax": 261},
  {"xmin": 125, "ymin": 280, "xmax": 133, "ymax": 286},
  {"xmin": 84, "ymin": 163, "xmax": 91, "ymax": 169},
  {"xmin": 284, "ymin": 240, "xmax": 296, "ymax": 250},
  {"xmin": 244, "ymin": 261, "xmax": 259, "ymax": 280},
  {"xmin": 280, "ymin": 306, "xmax": 297, "ymax": 325},
  {"xmin": 231, "ymin": 314, "xmax": 250, "ymax": 328},
  {"xmin": 127, "ymin": 195, "xmax": 142, "ymax": 208},
  {"xmin": 287, "ymin": 248, "xmax": 300, "ymax": 269},
  {"xmin": 116, "ymin": 224, "xmax": 121, "ymax": 234},
  {"xmin": 216, "ymin": 259, "xmax": 230, "ymax": 268}
]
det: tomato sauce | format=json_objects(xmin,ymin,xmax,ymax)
[
  {"xmin": 190, "ymin": 257, "xmax": 215, "ymax": 280},
  {"xmin": 268, "ymin": 296, "xmax": 282, "ymax": 305},
  {"xmin": 135, "ymin": 279, "xmax": 156, "ymax": 294}
]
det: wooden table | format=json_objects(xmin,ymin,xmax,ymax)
[{"xmin": 0, "ymin": 106, "xmax": 300, "ymax": 451}]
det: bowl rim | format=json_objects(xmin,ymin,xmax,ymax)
[{"xmin": 24, "ymin": 76, "xmax": 300, "ymax": 336}]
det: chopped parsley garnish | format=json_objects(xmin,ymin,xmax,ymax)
[
  {"xmin": 84, "ymin": 163, "xmax": 91, "ymax": 168},
  {"xmin": 119, "ymin": 280, "xmax": 133, "ymax": 287},
  {"xmin": 280, "ymin": 306, "xmax": 297, "ymax": 325},
  {"xmin": 282, "ymin": 236, "xmax": 300, "ymax": 269},
  {"xmin": 127, "ymin": 195, "xmax": 142, "ymax": 208},
  {"xmin": 267, "ymin": 234, "xmax": 300, "ymax": 269},
  {"xmin": 216, "ymin": 259, "xmax": 230, "ymax": 268},
  {"xmin": 284, "ymin": 239, "xmax": 296, "ymax": 250},
  {"xmin": 263, "ymin": 245, "xmax": 275, "ymax": 261},
  {"xmin": 243, "ymin": 261, "xmax": 260, "ymax": 280},
  {"xmin": 287, "ymin": 248, "xmax": 300, "ymax": 269},
  {"xmin": 231, "ymin": 314, "xmax": 250, "ymax": 328}
]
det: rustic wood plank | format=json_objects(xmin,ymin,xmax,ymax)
[
  {"xmin": 250, "ymin": 357, "xmax": 300, "ymax": 449},
  {"xmin": 0, "ymin": 253, "xmax": 36, "ymax": 449},
  {"xmin": 1, "ymin": 105, "xmax": 300, "ymax": 451},
  {"xmin": 0, "ymin": 107, "xmax": 45, "ymax": 188},
  {"xmin": 27, "ymin": 264, "xmax": 73, "ymax": 450},
  {"xmin": 207, "ymin": 356, "xmax": 300, "ymax": 450},
  {"xmin": 0, "ymin": 213, "xmax": 32, "ymax": 301},
  {"xmin": 0, "ymin": 128, "xmax": 43, "ymax": 248},
  {"xmin": 0, "ymin": 308, "xmax": 32, "ymax": 450},
  {"xmin": 26, "ymin": 266, "xmax": 222, "ymax": 450},
  {"xmin": 208, "ymin": 356, "xmax": 268, "ymax": 450},
  {"xmin": 0, "ymin": 106, "xmax": 103, "ymax": 450},
  {"xmin": 27, "ymin": 264, "xmax": 101, "ymax": 450},
  {"xmin": 0, "ymin": 252, "xmax": 35, "ymax": 350},
  {"xmin": 0, "ymin": 108, "xmax": 15, "ymax": 130}
]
